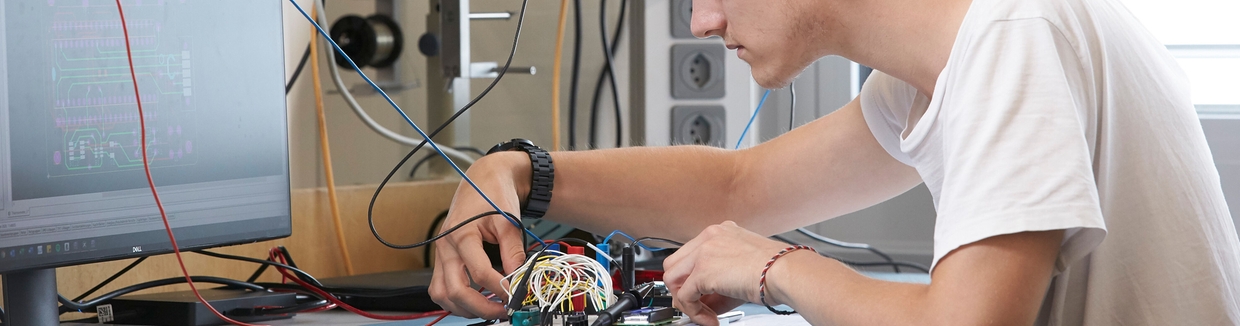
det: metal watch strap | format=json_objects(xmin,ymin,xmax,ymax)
[{"xmin": 487, "ymin": 139, "xmax": 554, "ymax": 219}]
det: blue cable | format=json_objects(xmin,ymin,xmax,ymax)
[
  {"xmin": 602, "ymin": 230, "xmax": 666, "ymax": 252},
  {"xmin": 288, "ymin": 0, "xmax": 543, "ymax": 244},
  {"xmin": 734, "ymin": 89, "xmax": 772, "ymax": 149}
]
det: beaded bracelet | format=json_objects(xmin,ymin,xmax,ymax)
[{"xmin": 759, "ymin": 245, "xmax": 816, "ymax": 315}]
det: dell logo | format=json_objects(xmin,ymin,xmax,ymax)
[{"xmin": 132, "ymin": 246, "xmax": 142, "ymax": 253}]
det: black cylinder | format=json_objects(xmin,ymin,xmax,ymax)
[
  {"xmin": 329, "ymin": 14, "xmax": 404, "ymax": 68},
  {"xmin": 3, "ymin": 269, "xmax": 60, "ymax": 325},
  {"xmin": 622, "ymin": 244, "xmax": 635, "ymax": 291}
]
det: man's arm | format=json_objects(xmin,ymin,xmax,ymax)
[
  {"xmin": 541, "ymin": 97, "xmax": 922, "ymax": 240},
  {"xmin": 432, "ymin": 98, "xmax": 921, "ymax": 318},
  {"xmin": 662, "ymin": 223, "xmax": 1062, "ymax": 326},
  {"xmin": 768, "ymin": 230, "xmax": 1063, "ymax": 325}
]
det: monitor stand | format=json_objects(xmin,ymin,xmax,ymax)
[{"xmin": 2, "ymin": 268, "xmax": 60, "ymax": 326}]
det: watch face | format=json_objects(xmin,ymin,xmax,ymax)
[
  {"xmin": 513, "ymin": 138, "xmax": 535, "ymax": 147},
  {"xmin": 488, "ymin": 139, "xmax": 538, "ymax": 155}
]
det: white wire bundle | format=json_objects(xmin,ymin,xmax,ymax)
[{"xmin": 504, "ymin": 251, "xmax": 615, "ymax": 312}]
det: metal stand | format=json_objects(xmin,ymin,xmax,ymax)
[
  {"xmin": 3, "ymin": 268, "xmax": 60, "ymax": 326},
  {"xmin": 423, "ymin": 0, "xmax": 533, "ymax": 177}
]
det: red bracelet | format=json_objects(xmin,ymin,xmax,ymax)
[{"xmin": 759, "ymin": 245, "xmax": 816, "ymax": 315}]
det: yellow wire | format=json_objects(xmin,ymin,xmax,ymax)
[
  {"xmin": 551, "ymin": 0, "xmax": 569, "ymax": 150},
  {"xmin": 309, "ymin": 6, "xmax": 355, "ymax": 275}
]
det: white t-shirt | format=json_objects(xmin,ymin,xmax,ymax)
[{"xmin": 858, "ymin": 0, "xmax": 1240, "ymax": 324}]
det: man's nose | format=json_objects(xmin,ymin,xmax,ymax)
[{"xmin": 690, "ymin": 0, "xmax": 725, "ymax": 39}]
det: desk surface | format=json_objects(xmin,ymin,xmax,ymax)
[
  {"xmin": 276, "ymin": 303, "xmax": 780, "ymax": 326},
  {"xmin": 268, "ymin": 272, "xmax": 929, "ymax": 326}
]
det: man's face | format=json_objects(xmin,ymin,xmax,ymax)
[{"xmin": 691, "ymin": 0, "xmax": 825, "ymax": 88}]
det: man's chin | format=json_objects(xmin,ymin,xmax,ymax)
[
  {"xmin": 750, "ymin": 60, "xmax": 809, "ymax": 89},
  {"xmin": 753, "ymin": 72, "xmax": 794, "ymax": 89}
]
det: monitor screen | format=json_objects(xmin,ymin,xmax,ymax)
[{"xmin": 0, "ymin": 0, "xmax": 291, "ymax": 273}]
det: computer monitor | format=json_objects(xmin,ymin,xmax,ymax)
[{"xmin": 0, "ymin": 1, "xmax": 291, "ymax": 324}]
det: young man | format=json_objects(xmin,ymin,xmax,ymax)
[{"xmin": 429, "ymin": 0, "xmax": 1240, "ymax": 324}]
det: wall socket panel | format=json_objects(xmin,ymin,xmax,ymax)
[
  {"xmin": 670, "ymin": 0, "xmax": 694, "ymax": 38},
  {"xmin": 671, "ymin": 44, "xmax": 727, "ymax": 99},
  {"xmin": 631, "ymin": 0, "xmax": 759, "ymax": 148},
  {"xmin": 671, "ymin": 106, "xmax": 726, "ymax": 147}
]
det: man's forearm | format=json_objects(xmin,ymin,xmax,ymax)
[
  {"xmin": 764, "ymin": 231, "xmax": 1063, "ymax": 326},
  {"xmin": 525, "ymin": 100, "xmax": 922, "ymax": 242},
  {"xmin": 541, "ymin": 146, "xmax": 749, "ymax": 241},
  {"xmin": 766, "ymin": 252, "xmax": 933, "ymax": 325}
]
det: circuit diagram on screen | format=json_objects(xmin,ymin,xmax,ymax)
[{"xmin": 46, "ymin": 1, "xmax": 197, "ymax": 178}]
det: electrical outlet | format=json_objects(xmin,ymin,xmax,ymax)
[
  {"xmin": 671, "ymin": 44, "xmax": 727, "ymax": 99},
  {"xmin": 670, "ymin": 0, "xmax": 694, "ymax": 38},
  {"xmin": 671, "ymin": 106, "xmax": 727, "ymax": 147}
]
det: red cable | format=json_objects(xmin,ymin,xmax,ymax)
[
  {"xmin": 266, "ymin": 248, "xmax": 450, "ymax": 321},
  {"xmin": 424, "ymin": 312, "xmax": 450, "ymax": 326},
  {"xmin": 114, "ymin": 1, "xmax": 260, "ymax": 325}
]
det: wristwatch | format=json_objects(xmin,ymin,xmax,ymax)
[{"xmin": 486, "ymin": 139, "xmax": 554, "ymax": 219}]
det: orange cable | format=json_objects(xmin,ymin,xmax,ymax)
[
  {"xmin": 309, "ymin": 10, "xmax": 355, "ymax": 276},
  {"xmin": 551, "ymin": 0, "xmax": 570, "ymax": 150}
]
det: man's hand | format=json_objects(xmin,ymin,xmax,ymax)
[
  {"xmin": 428, "ymin": 152, "xmax": 531, "ymax": 319},
  {"xmin": 662, "ymin": 221, "xmax": 792, "ymax": 326}
]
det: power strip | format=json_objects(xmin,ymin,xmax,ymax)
[{"xmin": 630, "ymin": 0, "xmax": 760, "ymax": 148}]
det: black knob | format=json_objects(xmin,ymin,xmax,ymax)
[{"xmin": 418, "ymin": 33, "xmax": 441, "ymax": 57}]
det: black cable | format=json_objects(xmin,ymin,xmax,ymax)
[
  {"xmin": 375, "ymin": 211, "xmax": 515, "ymax": 249},
  {"xmin": 255, "ymin": 282, "xmax": 427, "ymax": 298},
  {"xmin": 368, "ymin": 0, "xmax": 530, "ymax": 250},
  {"xmin": 788, "ymin": 81, "xmax": 797, "ymax": 132},
  {"xmin": 285, "ymin": 0, "xmax": 326, "ymax": 94},
  {"xmin": 407, "ymin": 147, "xmax": 486, "ymax": 179},
  {"xmin": 585, "ymin": 0, "xmax": 629, "ymax": 149},
  {"xmin": 276, "ymin": 246, "xmax": 323, "ymax": 286},
  {"xmin": 245, "ymin": 258, "xmax": 274, "ymax": 283},
  {"xmin": 568, "ymin": 0, "xmax": 584, "ymax": 150},
  {"xmin": 194, "ymin": 250, "xmax": 326, "ymax": 288},
  {"xmin": 286, "ymin": 46, "xmax": 312, "ymax": 94},
  {"xmin": 632, "ymin": 236, "xmax": 684, "ymax": 249},
  {"xmin": 588, "ymin": 0, "xmax": 628, "ymax": 149},
  {"xmin": 424, "ymin": 210, "xmax": 451, "ymax": 268},
  {"xmin": 840, "ymin": 261, "xmax": 930, "ymax": 273},
  {"xmin": 795, "ymin": 228, "xmax": 901, "ymax": 273},
  {"xmin": 58, "ymin": 276, "xmax": 266, "ymax": 314},
  {"xmin": 771, "ymin": 235, "xmax": 928, "ymax": 273},
  {"xmin": 72, "ymin": 256, "xmax": 146, "ymax": 302},
  {"xmin": 233, "ymin": 300, "xmax": 332, "ymax": 316}
]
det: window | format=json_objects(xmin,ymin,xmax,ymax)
[{"xmin": 1122, "ymin": 0, "xmax": 1240, "ymax": 116}]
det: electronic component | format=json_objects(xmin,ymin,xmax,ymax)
[
  {"xmin": 566, "ymin": 312, "xmax": 590, "ymax": 326},
  {"xmin": 317, "ymin": 269, "xmax": 440, "ymax": 312},
  {"xmin": 622, "ymin": 307, "xmax": 675, "ymax": 324},
  {"xmin": 105, "ymin": 289, "xmax": 296, "ymax": 325},
  {"xmin": 511, "ymin": 306, "xmax": 541, "ymax": 326},
  {"xmin": 505, "ymin": 250, "xmax": 612, "ymax": 314}
]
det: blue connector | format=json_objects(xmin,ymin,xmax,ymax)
[{"xmin": 595, "ymin": 243, "xmax": 611, "ymax": 271}]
